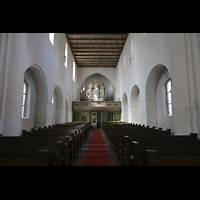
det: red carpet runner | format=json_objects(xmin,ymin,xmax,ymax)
[{"xmin": 84, "ymin": 130, "xmax": 110, "ymax": 166}]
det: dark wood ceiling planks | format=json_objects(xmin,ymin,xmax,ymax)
[{"xmin": 65, "ymin": 33, "xmax": 129, "ymax": 68}]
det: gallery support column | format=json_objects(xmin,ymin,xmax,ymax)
[{"xmin": 0, "ymin": 33, "xmax": 27, "ymax": 136}]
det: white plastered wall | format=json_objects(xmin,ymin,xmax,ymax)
[
  {"xmin": 0, "ymin": 33, "xmax": 78, "ymax": 135},
  {"xmin": 24, "ymin": 33, "xmax": 78, "ymax": 128},
  {"xmin": 1, "ymin": 33, "xmax": 200, "ymax": 136},
  {"xmin": 115, "ymin": 33, "xmax": 196, "ymax": 135}
]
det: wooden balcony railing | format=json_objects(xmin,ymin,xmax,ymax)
[{"xmin": 72, "ymin": 101, "xmax": 121, "ymax": 111}]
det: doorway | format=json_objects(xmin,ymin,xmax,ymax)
[
  {"xmin": 91, "ymin": 112, "xmax": 102, "ymax": 129},
  {"xmin": 91, "ymin": 112, "xmax": 97, "ymax": 128},
  {"xmin": 97, "ymin": 112, "xmax": 102, "ymax": 128}
]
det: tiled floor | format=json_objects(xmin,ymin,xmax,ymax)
[{"xmin": 73, "ymin": 129, "xmax": 120, "ymax": 166}]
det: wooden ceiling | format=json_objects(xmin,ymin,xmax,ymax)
[{"xmin": 65, "ymin": 33, "xmax": 129, "ymax": 68}]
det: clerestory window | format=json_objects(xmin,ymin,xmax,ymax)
[
  {"xmin": 72, "ymin": 61, "xmax": 76, "ymax": 82},
  {"xmin": 22, "ymin": 80, "xmax": 28, "ymax": 118},
  {"xmin": 64, "ymin": 42, "xmax": 68, "ymax": 68},
  {"xmin": 166, "ymin": 79, "xmax": 172, "ymax": 116},
  {"xmin": 49, "ymin": 33, "xmax": 54, "ymax": 45}
]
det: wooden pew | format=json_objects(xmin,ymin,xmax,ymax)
[
  {"xmin": 123, "ymin": 134, "xmax": 198, "ymax": 166},
  {"xmin": 102, "ymin": 122, "xmax": 200, "ymax": 166},
  {"xmin": 112, "ymin": 130, "xmax": 170, "ymax": 165},
  {"xmin": 0, "ymin": 146, "xmax": 56, "ymax": 166},
  {"xmin": 25, "ymin": 135, "xmax": 70, "ymax": 166},
  {"xmin": 0, "ymin": 137, "xmax": 65, "ymax": 166},
  {"xmin": 0, "ymin": 122, "xmax": 90, "ymax": 166},
  {"xmin": 23, "ymin": 131, "xmax": 76, "ymax": 166},
  {"xmin": 146, "ymin": 145, "xmax": 200, "ymax": 166},
  {"xmin": 24, "ymin": 127, "xmax": 78, "ymax": 151},
  {"xmin": 131, "ymin": 141, "xmax": 200, "ymax": 166},
  {"xmin": 22, "ymin": 122, "xmax": 91, "ymax": 165}
]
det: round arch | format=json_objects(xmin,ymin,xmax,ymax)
[
  {"xmin": 122, "ymin": 93, "xmax": 128, "ymax": 122},
  {"xmin": 145, "ymin": 64, "xmax": 171, "ymax": 128},
  {"xmin": 65, "ymin": 94, "xmax": 72, "ymax": 122},
  {"xmin": 22, "ymin": 64, "xmax": 48, "ymax": 129},
  {"xmin": 80, "ymin": 73, "xmax": 115, "ymax": 101},
  {"xmin": 81, "ymin": 70, "xmax": 116, "ymax": 91},
  {"xmin": 52, "ymin": 85, "xmax": 64, "ymax": 124},
  {"xmin": 130, "ymin": 85, "xmax": 141, "ymax": 124},
  {"xmin": 25, "ymin": 64, "xmax": 48, "ymax": 102}
]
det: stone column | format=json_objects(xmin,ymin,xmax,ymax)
[
  {"xmin": 0, "ymin": 33, "xmax": 27, "ymax": 136},
  {"xmin": 189, "ymin": 33, "xmax": 200, "ymax": 138},
  {"xmin": 184, "ymin": 33, "xmax": 198, "ymax": 133},
  {"xmin": 0, "ymin": 33, "xmax": 9, "ymax": 134},
  {"xmin": 169, "ymin": 33, "xmax": 191, "ymax": 135}
]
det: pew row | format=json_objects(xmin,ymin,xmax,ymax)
[
  {"xmin": 102, "ymin": 122, "xmax": 200, "ymax": 166},
  {"xmin": 0, "ymin": 122, "xmax": 91, "ymax": 166},
  {"xmin": 146, "ymin": 146, "xmax": 200, "ymax": 166}
]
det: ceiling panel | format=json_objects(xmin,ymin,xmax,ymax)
[{"xmin": 65, "ymin": 33, "xmax": 129, "ymax": 68}]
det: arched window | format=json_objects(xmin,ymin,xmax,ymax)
[
  {"xmin": 22, "ymin": 80, "xmax": 28, "ymax": 117},
  {"xmin": 64, "ymin": 42, "xmax": 68, "ymax": 68},
  {"xmin": 72, "ymin": 61, "xmax": 76, "ymax": 82},
  {"xmin": 166, "ymin": 79, "xmax": 172, "ymax": 116},
  {"xmin": 49, "ymin": 33, "xmax": 54, "ymax": 45}
]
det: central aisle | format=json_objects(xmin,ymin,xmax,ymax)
[
  {"xmin": 73, "ymin": 129, "xmax": 120, "ymax": 166},
  {"xmin": 84, "ymin": 130, "xmax": 110, "ymax": 166}
]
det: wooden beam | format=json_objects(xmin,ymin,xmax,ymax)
[
  {"xmin": 66, "ymin": 33, "xmax": 128, "ymax": 37},
  {"xmin": 78, "ymin": 65, "xmax": 116, "ymax": 68},
  {"xmin": 73, "ymin": 52, "xmax": 120, "ymax": 56},
  {"xmin": 66, "ymin": 33, "xmax": 128, "ymax": 34},
  {"xmin": 77, "ymin": 60, "xmax": 118, "ymax": 63},
  {"xmin": 78, "ymin": 62, "xmax": 116, "ymax": 65},
  {"xmin": 68, "ymin": 38, "xmax": 126, "ymax": 41},
  {"xmin": 75, "ymin": 55, "xmax": 119, "ymax": 59},
  {"xmin": 65, "ymin": 33, "xmax": 129, "ymax": 68},
  {"xmin": 70, "ymin": 43, "xmax": 124, "ymax": 46},
  {"xmin": 76, "ymin": 58, "xmax": 118, "ymax": 61},
  {"xmin": 66, "ymin": 34, "xmax": 128, "ymax": 41},
  {"xmin": 68, "ymin": 39, "xmax": 126, "ymax": 44},
  {"xmin": 72, "ymin": 49, "xmax": 122, "ymax": 52}
]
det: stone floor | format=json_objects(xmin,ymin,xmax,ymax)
[{"xmin": 73, "ymin": 129, "xmax": 120, "ymax": 166}]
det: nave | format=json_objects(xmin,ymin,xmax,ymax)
[
  {"xmin": 0, "ymin": 121, "xmax": 120, "ymax": 166},
  {"xmin": 1, "ymin": 120, "xmax": 200, "ymax": 166}
]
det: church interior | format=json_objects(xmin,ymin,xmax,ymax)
[{"xmin": 1, "ymin": 33, "xmax": 200, "ymax": 166}]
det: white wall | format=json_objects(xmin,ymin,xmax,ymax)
[
  {"xmin": 24, "ymin": 33, "xmax": 77, "ymax": 129},
  {"xmin": 115, "ymin": 33, "xmax": 200, "ymax": 135},
  {"xmin": 0, "ymin": 33, "xmax": 78, "ymax": 135},
  {"xmin": 1, "ymin": 33, "xmax": 200, "ymax": 136},
  {"xmin": 0, "ymin": 33, "xmax": 27, "ymax": 136},
  {"xmin": 116, "ymin": 33, "xmax": 171, "ymax": 127}
]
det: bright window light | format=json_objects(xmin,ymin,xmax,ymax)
[
  {"xmin": 49, "ymin": 33, "xmax": 54, "ymax": 45},
  {"xmin": 166, "ymin": 79, "xmax": 172, "ymax": 116},
  {"xmin": 72, "ymin": 61, "xmax": 75, "ymax": 82},
  {"xmin": 64, "ymin": 43, "xmax": 68, "ymax": 68}
]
